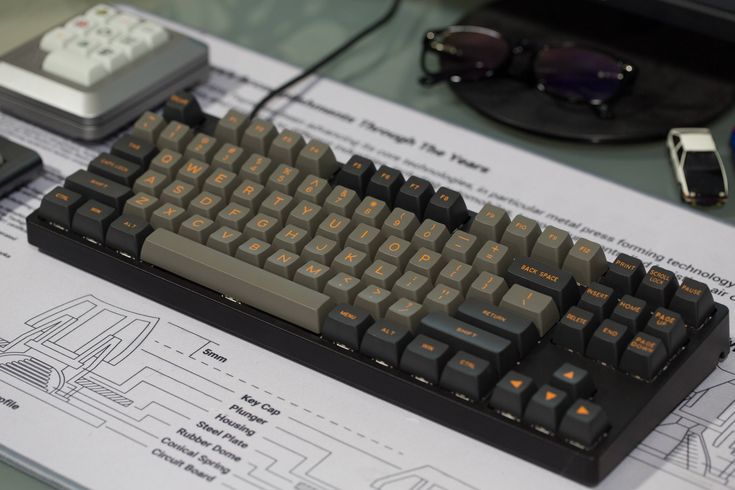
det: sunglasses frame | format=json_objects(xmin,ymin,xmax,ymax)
[{"xmin": 420, "ymin": 25, "xmax": 638, "ymax": 118}]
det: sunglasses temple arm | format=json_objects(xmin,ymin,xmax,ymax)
[{"xmin": 419, "ymin": 65, "xmax": 485, "ymax": 86}]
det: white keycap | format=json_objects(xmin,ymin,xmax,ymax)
[
  {"xmin": 42, "ymin": 50, "xmax": 107, "ymax": 86},
  {"xmin": 39, "ymin": 27, "xmax": 76, "ymax": 52},
  {"xmin": 67, "ymin": 38, "xmax": 99, "ymax": 56},
  {"xmin": 90, "ymin": 45, "xmax": 128, "ymax": 72},
  {"xmin": 130, "ymin": 22, "xmax": 168, "ymax": 49},
  {"xmin": 86, "ymin": 25, "xmax": 120, "ymax": 45},
  {"xmin": 65, "ymin": 16, "xmax": 97, "ymax": 35},
  {"xmin": 84, "ymin": 4, "xmax": 118, "ymax": 22},
  {"xmin": 110, "ymin": 34, "xmax": 149, "ymax": 60},
  {"xmin": 107, "ymin": 13, "xmax": 141, "ymax": 32}
]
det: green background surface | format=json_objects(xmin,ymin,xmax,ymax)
[{"xmin": 1, "ymin": 0, "xmax": 734, "ymax": 487}]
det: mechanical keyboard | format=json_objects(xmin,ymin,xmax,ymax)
[{"xmin": 25, "ymin": 91, "xmax": 730, "ymax": 485}]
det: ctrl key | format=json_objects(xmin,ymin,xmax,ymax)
[
  {"xmin": 38, "ymin": 186, "xmax": 84, "ymax": 229},
  {"xmin": 440, "ymin": 351, "xmax": 497, "ymax": 401},
  {"xmin": 559, "ymin": 400, "xmax": 609, "ymax": 448}
]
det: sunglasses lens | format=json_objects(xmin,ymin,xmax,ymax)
[
  {"xmin": 438, "ymin": 30, "xmax": 510, "ymax": 80},
  {"xmin": 534, "ymin": 47, "xmax": 626, "ymax": 103}
]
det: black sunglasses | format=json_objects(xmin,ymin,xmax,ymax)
[{"xmin": 420, "ymin": 26, "xmax": 637, "ymax": 118}]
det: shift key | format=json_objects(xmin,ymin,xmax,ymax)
[{"xmin": 65, "ymin": 170, "xmax": 132, "ymax": 212}]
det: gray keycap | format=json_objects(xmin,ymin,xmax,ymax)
[
  {"xmin": 241, "ymin": 119, "xmax": 278, "ymax": 157},
  {"xmin": 562, "ymin": 238, "xmax": 608, "ymax": 285},
  {"xmin": 268, "ymin": 129, "xmax": 305, "ymax": 164},
  {"xmin": 437, "ymin": 259, "xmax": 477, "ymax": 294},
  {"xmin": 287, "ymin": 200, "xmax": 325, "ymax": 235},
  {"xmin": 295, "ymin": 139, "xmax": 339, "ymax": 178},
  {"xmin": 266, "ymin": 164, "xmax": 302, "ymax": 194},
  {"xmin": 406, "ymin": 247, "xmax": 446, "ymax": 281},
  {"xmin": 375, "ymin": 237, "xmax": 413, "ymax": 269},
  {"xmin": 141, "ymin": 229, "xmax": 333, "ymax": 333},
  {"xmin": 272, "ymin": 225, "xmax": 310, "ymax": 253},
  {"xmin": 412, "ymin": 219, "xmax": 450, "ymax": 251},
  {"xmin": 332, "ymin": 247, "xmax": 371, "ymax": 277},
  {"xmin": 443, "ymin": 231, "xmax": 481, "ymax": 263},
  {"xmin": 500, "ymin": 284, "xmax": 560, "ymax": 336},
  {"xmin": 264, "ymin": 248, "xmax": 303, "ymax": 279},
  {"xmin": 382, "ymin": 208, "xmax": 419, "ymax": 240},
  {"xmin": 157, "ymin": 121, "xmax": 193, "ymax": 153},
  {"xmin": 352, "ymin": 197, "xmax": 389, "ymax": 227},
  {"xmin": 184, "ymin": 133, "xmax": 219, "ymax": 162},
  {"xmin": 473, "ymin": 240, "xmax": 512, "ymax": 275},
  {"xmin": 316, "ymin": 213, "xmax": 353, "ymax": 246},
  {"xmin": 150, "ymin": 149, "xmax": 184, "ymax": 179},
  {"xmin": 386, "ymin": 298, "xmax": 426, "ymax": 332},
  {"xmin": 132, "ymin": 111, "xmax": 165, "ymax": 145},
  {"xmin": 203, "ymin": 169, "xmax": 239, "ymax": 199},
  {"xmin": 160, "ymin": 180, "xmax": 197, "ymax": 207},
  {"xmin": 467, "ymin": 271, "xmax": 508, "ymax": 305},
  {"xmin": 354, "ymin": 285, "xmax": 394, "ymax": 319},
  {"xmin": 393, "ymin": 271, "xmax": 433, "ymax": 302},
  {"xmin": 230, "ymin": 180, "xmax": 267, "ymax": 210},
  {"xmin": 244, "ymin": 213, "xmax": 282, "ymax": 241},
  {"xmin": 260, "ymin": 191, "xmax": 295, "ymax": 222},
  {"xmin": 133, "ymin": 170, "xmax": 170, "ymax": 197},
  {"xmin": 323, "ymin": 186, "xmax": 360, "ymax": 216},
  {"xmin": 150, "ymin": 203, "xmax": 187, "ymax": 232},
  {"xmin": 177, "ymin": 159, "xmax": 210, "ymax": 189},
  {"xmin": 294, "ymin": 175, "xmax": 331, "ymax": 204},
  {"xmin": 324, "ymin": 272, "xmax": 363, "ymax": 305},
  {"xmin": 294, "ymin": 260, "xmax": 335, "ymax": 291},
  {"xmin": 238, "ymin": 154, "xmax": 276, "ymax": 184},
  {"xmin": 531, "ymin": 226, "xmax": 573, "ymax": 268},
  {"xmin": 501, "ymin": 215, "xmax": 541, "ymax": 257},
  {"xmin": 362, "ymin": 260, "xmax": 401, "ymax": 288},
  {"xmin": 124, "ymin": 192, "xmax": 159, "ymax": 220},
  {"xmin": 424, "ymin": 285, "xmax": 463, "ymax": 315},
  {"xmin": 216, "ymin": 203, "xmax": 253, "ymax": 230},
  {"xmin": 188, "ymin": 191, "xmax": 225, "ymax": 219},
  {"xmin": 470, "ymin": 203, "xmax": 510, "ymax": 243},
  {"xmin": 345, "ymin": 223, "xmax": 384, "ymax": 258},
  {"xmin": 179, "ymin": 214, "xmax": 216, "ymax": 243},
  {"xmin": 235, "ymin": 238, "xmax": 273, "ymax": 267},
  {"xmin": 301, "ymin": 236, "xmax": 339, "ymax": 265},
  {"xmin": 207, "ymin": 226, "xmax": 245, "ymax": 255},
  {"xmin": 211, "ymin": 143, "xmax": 247, "ymax": 173},
  {"xmin": 214, "ymin": 109, "xmax": 249, "ymax": 145}
]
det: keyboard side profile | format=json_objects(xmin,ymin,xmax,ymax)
[{"xmin": 26, "ymin": 92, "xmax": 730, "ymax": 485}]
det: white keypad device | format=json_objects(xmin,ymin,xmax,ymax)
[{"xmin": 0, "ymin": 4, "xmax": 209, "ymax": 140}]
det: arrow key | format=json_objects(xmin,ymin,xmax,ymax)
[
  {"xmin": 550, "ymin": 363, "xmax": 595, "ymax": 399},
  {"xmin": 523, "ymin": 384, "xmax": 571, "ymax": 432},
  {"xmin": 559, "ymin": 400, "xmax": 609, "ymax": 447},
  {"xmin": 489, "ymin": 371, "xmax": 535, "ymax": 420}
]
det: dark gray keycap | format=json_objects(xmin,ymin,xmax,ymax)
[
  {"xmin": 123, "ymin": 192, "xmax": 158, "ymax": 220},
  {"xmin": 562, "ymin": 238, "xmax": 608, "ymax": 285},
  {"xmin": 323, "ymin": 304, "xmax": 374, "ymax": 350},
  {"xmin": 559, "ymin": 400, "xmax": 609, "ymax": 447},
  {"xmin": 550, "ymin": 364, "xmax": 595, "ymax": 399},
  {"xmin": 620, "ymin": 332, "xmax": 668, "ymax": 379},
  {"xmin": 132, "ymin": 111, "xmax": 166, "ymax": 144},
  {"xmin": 216, "ymin": 203, "xmax": 253, "ymax": 230},
  {"xmin": 88, "ymin": 153, "xmax": 142, "ymax": 187},
  {"xmin": 469, "ymin": 203, "xmax": 510, "ymax": 243},
  {"xmin": 501, "ymin": 215, "xmax": 541, "ymax": 258},
  {"xmin": 241, "ymin": 119, "xmax": 278, "ymax": 156},
  {"xmin": 150, "ymin": 203, "xmax": 187, "ymax": 231},
  {"xmin": 552, "ymin": 306, "xmax": 597, "ymax": 353},
  {"xmin": 362, "ymin": 260, "xmax": 401, "ymax": 288},
  {"xmin": 600, "ymin": 253, "xmax": 646, "ymax": 296},
  {"xmin": 399, "ymin": 334, "xmax": 452, "ymax": 384},
  {"xmin": 106, "ymin": 214, "xmax": 152, "ymax": 259},
  {"xmin": 65, "ymin": 170, "xmax": 132, "ymax": 212},
  {"xmin": 295, "ymin": 175, "xmax": 331, "ymax": 204},
  {"xmin": 412, "ymin": 219, "xmax": 449, "ymax": 251},
  {"xmin": 323, "ymin": 185, "xmax": 360, "ymax": 216},
  {"xmin": 214, "ymin": 109, "xmax": 249, "ymax": 145},
  {"xmin": 585, "ymin": 320, "xmax": 633, "ymax": 367},
  {"xmin": 160, "ymin": 180, "xmax": 197, "ymax": 207},
  {"xmin": 150, "ymin": 149, "xmax": 184, "ymax": 179},
  {"xmin": 188, "ymin": 191, "xmax": 225, "ymax": 219},
  {"xmin": 296, "ymin": 139, "xmax": 339, "ymax": 178},
  {"xmin": 238, "ymin": 154, "xmax": 276, "ymax": 184},
  {"xmin": 360, "ymin": 321, "xmax": 414, "ymax": 366},
  {"xmin": 578, "ymin": 282, "xmax": 616, "ymax": 323},
  {"xmin": 71, "ymin": 199, "xmax": 117, "ymax": 242},
  {"xmin": 440, "ymin": 351, "xmax": 497, "ymax": 401},
  {"xmin": 506, "ymin": 256, "xmax": 580, "ymax": 312},
  {"xmin": 524, "ymin": 384, "xmax": 571, "ymax": 432},
  {"xmin": 184, "ymin": 133, "xmax": 218, "ymax": 162},
  {"xmin": 302, "ymin": 235, "xmax": 339, "ymax": 265},
  {"xmin": 609, "ymin": 295, "xmax": 649, "ymax": 331},
  {"xmin": 669, "ymin": 278, "xmax": 715, "ymax": 327},
  {"xmin": 207, "ymin": 226, "xmax": 245, "ymax": 255},
  {"xmin": 531, "ymin": 226, "xmax": 573, "ymax": 268},
  {"xmin": 393, "ymin": 271, "xmax": 433, "ymax": 302},
  {"xmin": 179, "ymin": 214, "xmax": 217, "ymax": 243},
  {"xmin": 645, "ymin": 307, "xmax": 687, "ymax": 353},
  {"xmin": 268, "ymin": 129, "xmax": 305, "ymax": 164},
  {"xmin": 235, "ymin": 238, "xmax": 273, "ymax": 267},
  {"xmin": 157, "ymin": 121, "xmax": 193, "ymax": 153},
  {"xmin": 244, "ymin": 213, "xmax": 282, "ymax": 241},
  {"xmin": 636, "ymin": 266, "xmax": 679, "ymax": 309},
  {"xmin": 142, "ymin": 229, "xmax": 334, "ymax": 332},
  {"xmin": 490, "ymin": 371, "xmax": 535, "ymax": 419},
  {"xmin": 133, "ymin": 169, "xmax": 170, "ymax": 197},
  {"xmin": 456, "ymin": 300, "xmax": 538, "ymax": 357},
  {"xmin": 324, "ymin": 273, "xmax": 363, "ymax": 304},
  {"xmin": 500, "ymin": 284, "xmax": 560, "ymax": 336},
  {"xmin": 211, "ymin": 143, "xmax": 247, "ymax": 173}
]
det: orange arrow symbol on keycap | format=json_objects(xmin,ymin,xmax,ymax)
[
  {"xmin": 577, "ymin": 405, "xmax": 590, "ymax": 416},
  {"xmin": 510, "ymin": 379, "xmax": 523, "ymax": 389},
  {"xmin": 545, "ymin": 391, "xmax": 557, "ymax": 401},
  {"xmin": 563, "ymin": 371, "xmax": 575, "ymax": 380}
]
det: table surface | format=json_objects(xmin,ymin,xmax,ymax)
[{"xmin": 1, "ymin": 0, "xmax": 734, "ymax": 487}]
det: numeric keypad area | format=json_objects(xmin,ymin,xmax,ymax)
[{"xmin": 36, "ymin": 92, "xmax": 723, "ymax": 455}]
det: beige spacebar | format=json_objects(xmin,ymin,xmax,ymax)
[{"xmin": 141, "ymin": 229, "xmax": 334, "ymax": 333}]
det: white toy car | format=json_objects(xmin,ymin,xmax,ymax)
[{"xmin": 667, "ymin": 128, "xmax": 728, "ymax": 206}]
